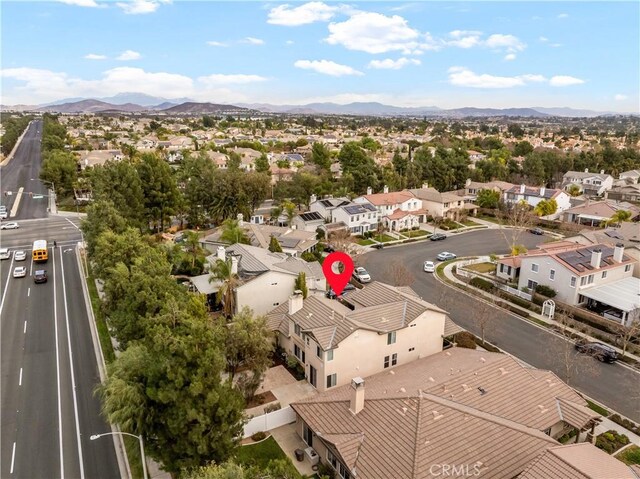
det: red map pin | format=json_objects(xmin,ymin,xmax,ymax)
[{"xmin": 322, "ymin": 251, "xmax": 354, "ymax": 297}]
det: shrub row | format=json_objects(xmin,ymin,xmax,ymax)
[
  {"xmin": 609, "ymin": 414, "xmax": 640, "ymax": 436},
  {"xmin": 469, "ymin": 277, "xmax": 495, "ymax": 292},
  {"xmin": 596, "ymin": 430, "xmax": 630, "ymax": 454}
]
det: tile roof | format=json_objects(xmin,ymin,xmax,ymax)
[
  {"xmin": 298, "ymin": 211, "xmax": 324, "ymax": 222},
  {"xmin": 225, "ymin": 243, "xmax": 323, "ymax": 279},
  {"xmin": 563, "ymin": 170, "xmax": 612, "ymax": 180},
  {"xmin": 564, "ymin": 200, "xmax": 639, "ymax": 218},
  {"xmin": 362, "ymin": 191, "xmax": 415, "ymax": 206},
  {"xmin": 409, "ymin": 187, "xmax": 462, "ymax": 204}
]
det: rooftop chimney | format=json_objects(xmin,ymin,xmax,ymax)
[
  {"xmin": 520, "ymin": 184, "xmax": 526, "ymax": 194},
  {"xmin": 590, "ymin": 248, "xmax": 602, "ymax": 269},
  {"xmin": 310, "ymin": 194, "xmax": 317, "ymax": 204},
  {"xmin": 217, "ymin": 246, "xmax": 226, "ymax": 262},
  {"xmin": 366, "ymin": 186, "xmax": 372, "ymax": 196},
  {"xmin": 422, "ymin": 182, "xmax": 429, "ymax": 189},
  {"xmin": 584, "ymin": 168, "xmax": 589, "ymax": 173},
  {"xmin": 600, "ymin": 170, "xmax": 605, "ymax": 175},
  {"xmin": 230, "ymin": 256, "xmax": 239, "ymax": 275},
  {"xmin": 383, "ymin": 185, "xmax": 389, "ymax": 194},
  {"xmin": 539, "ymin": 186, "xmax": 546, "ymax": 197},
  {"xmin": 288, "ymin": 290, "xmax": 304, "ymax": 315},
  {"xmin": 465, "ymin": 178, "xmax": 471, "ymax": 188},
  {"xmin": 237, "ymin": 213, "xmax": 244, "ymax": 227},
  {"xmin": 350, "ymin": 377, "xmax": 365, "ymax": 414},
  {"xmin": 613, "ymin": 243, "xmax": 625, "ymax": 263}
]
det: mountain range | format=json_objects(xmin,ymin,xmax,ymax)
[{"xmin": 1, "ymin": 93, "xmax": 628, "ymax": 117}]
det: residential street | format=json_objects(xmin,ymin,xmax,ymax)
[{"xmin": 362, "ymin": 229, "xmax": 640, "ymax": 423}]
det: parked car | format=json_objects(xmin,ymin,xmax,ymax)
[
  {"xmin": 0, "ymin": 248, "xmax": 10, "ymax": 260},
  {"xmin": 326, "ymin": 284, "xmax": 357, "ymax": 299},
  {"xmin": 34, "ymin": 270, "xmax": 48, "ymax": 284},
  {"xmin": 430, "ymin": 233, "xmax": 447, "ymax": 241},
  {"xmin": 423, "ymin": 261, "xmax": 435, "ymax": 273},
  {"xmin": 436, "ymin": 252, "xmax": 457, "ymax": 261},
  {"xmin": 14, "ymin": 250, "xmax": 27, "ymax": 261},
  {"xmin": 372, "ymin": 243, "xmax": 384, "ymax": 249},
  {"xmin": 574, "ymin": 341, "xmax": 618, "ymax": 363},
  {"xmin": 13, "ymin": 266, "xmax": 27, "ymax": 278},
  {"xmin": 0, "ymin": 222, "xmax": 19, "ymax": 230},
  {"xmin": 529, "ymin": 228, "xmax": 544, "ymax": 235},
  {"xmin": 352, "ymin": 267, "xmax": 371, "ymax": 283},
  {"xmin": 0, "ymin": 211, "xmax": 7, "ymax": 219}
]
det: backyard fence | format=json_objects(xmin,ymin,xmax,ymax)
[
  {"xmin": 496, "ymin": 284, "xmax": 532, "ymax": 301},
  {"xmin": 243, "ymin": 406, "xmax": 296, "ymax": 438}
]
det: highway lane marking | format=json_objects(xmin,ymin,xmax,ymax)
[
  {"xmin": 53, "ymin": 249, "xmax": 65, "ymax": 479},
  {"xmin": 60, "ymin": 249, "xmax": 86, "ymax": 479},
  {"xmin": 27, "ymin": 288, "xmax": 30, "ymax": 297},
  {"xmin": 64, "ymin": 218, "xmax": 81, "ymax": 231},
  {"xmin": 10, "ymin": 442, "xmax": 16, "ymax": 474},
  {"xmin": 23, "ymin": 321, "xmax": 27, "ymax": 333},
  {"xmin": 9, "ymin": 187, "xmax": 23, "ymax": 218},
  {"xmin": 0, "ymin": 257, "xmax": 15, "ymax": 316},
  {"xmin": 19, "ymin": 368, "xmax": 22, "ymax": 386}
]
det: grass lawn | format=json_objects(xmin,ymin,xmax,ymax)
[
  {"xmin": 477, "ymin": 215, "xmax": 501, "ymax": 224},
  {"xmin": 357, "ymin": 239, "xmax": 375, "ymax": 246},
  {"xmin": 617, "ymin": 445, "xmax": 640, "ymax": 465},
  {"xmin": 586, "ymin": 399, "xmax": 610, "ymax": 417},
  {"xmin": 459, "ymin": 219, "xmax": 481, "ymax": 227},
  {"xmin": 402, "ymin": 230, "xmax": 428, "ymax": 238},
  {"xmin": 375, "ymin": 234, "xmax": 396, "ymax": 243},
  {"xmin": 234, "ymin": 436, "xmax": 288, "ymax": 470},
  {"xmin": 465, "ymin": 262, "xmax": 496, "ymax": 274}
]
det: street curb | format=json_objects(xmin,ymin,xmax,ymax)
[
  {"xmin": 0, "ymin": 120, "xmax": 32, "ymax": 167},
  {"xmin": 75, "ymin": 247, "xmax": 132, "ymax": 479}
]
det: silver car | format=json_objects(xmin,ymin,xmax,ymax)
[
  {"xmin": 14, "ymin": 250, "xmax": 27, "ymax": 261},
  {"xmin": 13, "ymin": 266, "xmax": 27, "ymax": 278},
  {"xmin": 436, "ymin": 252, "xmax": 457, "ymax": 261}
]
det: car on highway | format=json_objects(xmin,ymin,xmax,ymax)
[
  {"xmin": 430, "ymin": 233, "xmax": 447, "ymax": 241},
  {"xmin": 0, "ymin": 248, "xmax": 10, "ymax": 260},
  {"xmin": 575, "ymin": 341, "xmax": 618, "ymax": 363},
  {"xmin": 14, "ymin": 250, "xmax": 27, "ymax": 261},
  {"xmin": 34, "ymin": 270, "xmax": 48, "ymax": 284},
  {"xmin": 0, "ymin": 222, "xmax": 19, "ymax": 230},
  {"xmin": 529, "ymin": 227, "xmax": 544, "ymax": 235},
  {"xmin": 352, "ymin": 267, "xmax": 371, "ymax": 283},
  {"xmin": 436, "ymin": 252, "xmax": 457, "ymax": 261},
  {"xmin": 326, "ymin": 283, "xmax": 357, "ymax": 299},
  {"xmin": 423, "ymin": 261, "xmax": 435, "ymax": 273},
  {"xmin": 13, "ymin": 266, "xmax": 27, "ymax": 278},
  {"xmin": 0, "ymin": 211, "xmax": 7, "ymax": 219}
]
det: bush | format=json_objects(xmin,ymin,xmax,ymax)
[
  {"xmin": 469, "ymin": 277, "xmax": 495, "ymax": 292},
  {"xmin": 596, "ymin": 430, "xmax": 630, "ymax": 454},
  {"xmin": 455, "ymin": 331, "xmax": 477, "ymax": 349},
  {"xmin": 264, "ymin": 402, "xmax": 282, "ymax": 413},
  {"xmin": 251, "ymin": 431, "xmax": 267, "ymax": 441},
  {"xmin": 535, "ymin": 284, "xmax": 557, "ymax": 298},
  {"xmin": 317, "ymin": 462, "xmax": 336, "ymax": 479},
  {"xmin": 609, "ymin": 414, "xmax": 640, "ymax": 436}
]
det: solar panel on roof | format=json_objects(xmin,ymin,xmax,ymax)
[{"xmin": 320, "ymin": 199, "xmax": 333, "ymax": 207}]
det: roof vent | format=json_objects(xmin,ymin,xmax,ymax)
[
  {"xmin": 389, "ymin": 370, "xmax": 395, "ymax": 375},
  {"xmin": 480, "ymin": 357, "xmax": 486, "ymax": 363},
  {"xmin": 498, "ymin": 367, "xmax": 508, "ymax": 375},
  {"xmin": 478, "ymin": 387, "xmax": 486, "ymax": 395},
  {"xmin": 399, "ymin": 387, "xmax": 405, "ymax": 393},
  {"xmin": 432, "ymin": 411, "xmax": 444, "ymax": 421},
  {"xmin": 428, "ymin": 377, "xmax": 435, "ymax": 382},
  {"xmin": 462, "ymin": 384, "xmax": 472, "ymax": 392}
]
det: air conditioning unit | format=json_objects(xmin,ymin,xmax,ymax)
[{"xmin": 305, "ymin": 447, "xmax": 319, "ymax": 466}]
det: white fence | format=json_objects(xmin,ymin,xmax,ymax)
[
  {"xmin": 496, "ymin": 284, "xmax": 532, "ymax": 301},
  {"xmin": 243, "ymin": 406, "xmax": 296, "ymax": 438}
]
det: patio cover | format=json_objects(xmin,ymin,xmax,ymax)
[
  {"xmin": 580, "ymin": 277, "xmax": 640, "ymax": 312},
  {"xmin": 190, "ymin": 273, "xmax": 220, "ymax": 295}
]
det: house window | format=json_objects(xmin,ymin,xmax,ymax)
[
  {"xmin": 326, "ymin": 373, "xmax": 337, "ymax": 388},
  {"xmin": 326, "ymin": 349, "xmax": 334, "ymax": 361},
  {"xmin": 294, "ymin": 344, "xmax": 302, "ymax": 361},
  {"xmin": 587, "ymin": 274, "xmax": 594, "ymax": 285},
  {"xmin": 384, "ymin": 355, "xmax": 390, "ymax": 368},
  {"xmin": 625, "ymin": 265, "xmax": 631, "ymax": 272},
  {"xmin": 527, "ymin": 280, "xmax": 538, "ymax": 290},
  {"xmin": 408, "ymin": 347, "xmax": 415, "ymax": 352},
  {"xmin": 580, "ymin": 276, "xmax": 587, "ymax": 286},
  {"xmin": 544, "ymin": 428, "xmax": 552, "ymax": 436},
  {"xmin": 327, "ymin": 452, "xmax": 351, "ymax": 479},
  {"xmin": 531, "ymin": 263, "xmax": 539, "ymax": 273},
  {"xmin": 316, "ymin": 345, "xmax": 322, "ymax": 358},
  {"xmin": 570, "ymin": 276, "xmax": 576, "ymax": 288},
  {"xmin": 305, "ymin": 336, "xmax": 310, "ymax": 346},
  {"xmin": 387, "ymin": 331, "xmax": 396, "ymax": 345},
  {"xmin": 549, "ymin": 269, "xmax": 555, "ymax": 280},
  {"xmin": 294, "ymin": 324, "xmax": 301, "ymax": 336},
  {"xmin": 602, "ymin": 271, "xmax": 607, "ymax": 279},
  {"xmin": 391, "ymin": 353, "xmax": 398, "ymax": 366}
]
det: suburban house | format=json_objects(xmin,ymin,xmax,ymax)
[
  {"xmin": 190, "ymin": 243, "xmax": 326, "ymax": 316},
  {"xmin": 619, "ymin": 169, "xmax": 640, "ymax": 184},
  {"xmin": 562, "ymin": 199, "xmax": 640, "ymax": 226},
  {"xmin": 309, "ymin": 196, "xmax": 352, "ymax": 221},
  {"xmin": 266, "ymin": 282, "xmax": 462, "ymax": 393},
  {"xmin": 289, "ymin": 347, "xmax": 602, "ymax": 479},
  {"xmin": 503, "ymin": 242, "xmax": 638, "ymax": 325},
  {"xmin": 461, "ymin": 179, "xmax": 516, "ymax": 200},
  {"xmin": 353, "ymin": 187, "xmax": 426, "ymax": 231},
  {"xmin": 606, "ymin": 183, "xmax": 640, "ymax": 202},
  {"xmin": 292, "ymin": 211, "xmax": 325, "ymax": 233},
  {"xmin": 467, "ymin": 149, "xmax": 487, "ymax": 168},
  {"xmin": 331, "ymin": 203, "xmax": 379, "ymax": 235},
  {"xmin": 75, "ymin": 149, "xmax": 124, "ymax": 170},
  {"xmin": 409, "ymin": 185, "xmax": 478, "ymax": 220},
  {"xmin": 243, "ymin": 223, "xmax": 318, "ymax": 257},
  {"xmin": 504, "ymin": 184, "xmax": 571, "ymax": 214},
  {"xmin": 562, "ymin": 169, "xmax": 614, "ymax": 197}
]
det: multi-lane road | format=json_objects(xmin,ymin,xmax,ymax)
[
  {"xmin": 363, "ymin": 230, "xmax": 640, "ymax": 423},
  {"xmin": 1, "ymin": 123, "xmax": 121, "ymax": 478}
]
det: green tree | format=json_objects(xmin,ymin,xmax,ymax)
[
  {"xmin": 242, "ymin": 172, "xmax": 270, "ymax": 214},
  {"xmin": 522, "ymin": 154, "xmax": 547, "ymax": 185},
  {"xmin": 183, "ymin": 231, "xmax": 206, "ymax": 269},
  {"xmin": 209, "ymin": 171, "xmax": 251, "ymax": 223},
  {"xmin": 605, "ymin": 209, "xmax": 632, "ymax": 226},
  {"xmin": 177, "ymin": 152, "xmax": 218, "ymax": 227},
  {"xmin": 81, "ymin": 199, "xmax": 129, "ymax": 256},
  {"xmin": 476, "ymin": 189, "xmax": 501, "ymax": 209},
  {"xmin": 254, "ymin": 153, "xmax": 270, "ymax": 174},
  {"xmin": 268, "ymin": 235, "xmax": 283, "ymax": 253},
  {"xmin": 514, "ymin": 140, "xmax": 534, "ymax": 157},
  {"xmin": 40, "ymin": 150, "xmax": 78, "ymax": 198},
  {"xmin": 567, "ymin": 184, "xmax": 582, "ymax": 197},
  {"xmin": 282, "ymin": 201, "xmax": 296, "ymax": 226},
  {"xmin": 392, "ymin": 149, "xmax": 408, "ymax": 176},
  {"xmin": 534, "ymin": 198, "xmax": 558, "ymax": 216},
  {"xmin": 223, "ymin": 307, "xmax": 273, "ymax": 382},
  {"xmin": 136, "ymin": 153, "xmax": 180, "ymax": 231},
  {"xmin": 311, "ymin": 142, "xmax": 331, "ymax": 171},
  {"xmin": 294, "ymin": 272, "xmax": 308, "ymax": 299},
  {"xmin": 209, "ymin": 258, "xmax": 241, "ymax": 318},
  {"xmin": 227, "ymin": 151, "xmax": 241, "ymax": 170},
  {"xmin": 220, "ymin": 219, "xmax": 250, "ymax": 245}
]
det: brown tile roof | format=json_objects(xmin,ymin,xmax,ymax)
[
  {"xmin": 363, "ymin": 191, "xmax": 415, "ymax": 206},
  {"xmin": 444, "ymin": 315, "xmax": 464, "ymax": 337},
  {"xmin": 556, "ymin": 397, "xmax": 601, "ymax": 430},
  {"xmin": 518, "ymin": 443, "xmax": 638, "ymax": 479}
]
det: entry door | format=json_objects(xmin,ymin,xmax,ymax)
[
  {"xmin": 303, "ymin": 423, "xmax": 313, "ymax": 447},
  {"xmin": 309, "ymin": 366, "xmax": 317, "ymax": 388}
]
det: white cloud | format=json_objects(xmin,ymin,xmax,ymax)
[
  {"xmin": 116, "ymin": 0, "xmax": 170, "ymax": 14},
  {"xmin": 549, "ymin": 75, "xmax": 584, "ymax": 86},
  {"xmin": 368, "ymin": 57, "xmax": 421, "ymax": 69},
  {"xmin": 484, "ymin": 34, "xmax": 526, "ymax": 52},
  {"xmin": 206, "ymin": 41, "xmax": 227, "ymax": 47},
  {"xmin": 198, "ymin": 74, "xmax": 268, "ymax": 86},
  {"xmin": 84, "ymin": 53, "xmax": 107, "ymax": 60},
  {"xmin": 286, "ymin": 40, "xmax": 294, "ymax": 45},
  {"xmin": 58, "ymin": 0, "xmax": 101, "ymax": 7},
  {"xmin": 557, "ymin": 13, "xmax": 569, "ymax": 19},
  {"xmin": 267, "ymin": 2, "xmax": 338, "ymax": 26},
  {"xmin": 294, "ymin": 59, "xmax": 363, "ymax": 76},
  {"xmin": 447, "ymin": 30, "xmax": 482, "ymax": 48},
  {"xmin": 116, "ymin": 50, "xmax": 141, "ymax": 61},
  {"xmin": 614, "ymin": 94, "xmax": 628, "ymax": 101},
  {"xmin": 242, "ymin": 37, "xmax": 265, "ymax": 45},
  {"xmin": 447, "ymin": 67, "xmax": 546, "ymax": 88},
  {"xmin": 326, "ymin": 12, "xmax": 435, "ymax": 54},
  {"xmin": 539, "ymin": 36, "xmax": 548, "ymax": 42},
  {"xmin": 504, "ymin": 53, "xmax": 517, "ymax": 61}
]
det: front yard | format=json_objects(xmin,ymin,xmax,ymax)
[
  {"xmin": 235, "ymin": 436, "xmax": 288, "ymax": 469},
  {"xmin": 465, "ymin": 262, "xmax": 496, "ymax": 274},
  {"xmin": 616, "ymin": 445, "xmax": 640, "ymax": 465},
  {"xmin": 401, "ymin": 229, "xmax": 429, "ymax": 238}
]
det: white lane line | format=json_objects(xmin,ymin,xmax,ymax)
[
  {"xmin": 9, "ymin": 187, "xmax": 23, "ymax": 218},
  {"xmin": 60, "ymin": 250, "xmax": 85, "ymax": 479},
  {"xmin": 63, "ymin": 218, "xmax": 81, "ymax": 231},
  {"xmin": 0, "ymin": 257, "xmax": 15, "ymax": 316},
  {"xmin": 23, "ymin": 321, "xmax": 27, "ymax": 333},
  {"xmin": 19, "ymin": 368, "xmax": 22, "ymax": 386},
  {"xmin": 53, "ymin": 249, "xmax": 64, "ymax": 479},
  {"xmin": 27, "ymin": 288, "xmax": 30, "ymax": 297},
  {"xmin": 10, "ymin": 442, "xmax": 16, "ymax": 474}
]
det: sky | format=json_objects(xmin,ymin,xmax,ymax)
[{"xmin": 1, "ymin": 1, "xmax": 638, "ymax": 112}]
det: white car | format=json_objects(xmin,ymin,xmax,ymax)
[
  {"xmin": 13, "ymin": 266, "xmax": 27, "ymax": 278},
  {"xmin": 14, "ymin": 250, "xmax": 27, "ymax": 261},
  {"xmin": 0, "ymin": 222, "xmax": 19, "ymax": 230},
  {"xmin": 423, "ymin": 261, "xmax": 435, "ymax": 273},
  {"xmin": 0, "ymin": 211, "xmax": 7, "ymax": 219},
  {"xmin": 352, "ymin": 267, "xmax": 371, "ymax": 283}
]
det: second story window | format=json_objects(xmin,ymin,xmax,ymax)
[
  {"xmin": 549, "ymin": 269, "xmax": 555, "ymax": 280},
  {"xmin": 602, "ymin": 271, "xmax": 607, "ymax": 279},
  {"xmin": 326, "ymin": 373, "xmax": 337, "ymax": 388},
  {"xmin": 570, "ymin": 276, "xmax": 576, "ymax": 287},
  {"xmin": 625, "ymin": 265, "xmax": 631, "ymax": 272},
  {"xmin": 326, "ymin": 349, "xmax": 334, "ymax": 361},
  {"xmin": 387, "ymin": 331, "xmax": 396, "ymax": 345},
  {"xmin": 531, "ymin": 264, "xmax": 539, "ymax": 273},
  {"xmin": 316, "ymin": 345, "xmax": 322, "ymax": 358},
  {"xmin": 294, "ymin": 323, "xmax": 301, "ymax": 336},
  {"xmin": 384, "ymin": 355, "xmax": 390, "ymax": 368}
]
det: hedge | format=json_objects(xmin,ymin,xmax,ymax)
[
  {"xmin": 469, "ymin": 277, "xmax": 495, "ymax": 292},
  {"xmin": 535, "ymin": 284, "xmax": 557, "ymax": 298},
  {"xmin": 454, "ymin": 331, "xmax": 477, "ymax": 349},
  {"xmin": 609, "ymin": 414, "xmax": 640, "ymax": 436}
]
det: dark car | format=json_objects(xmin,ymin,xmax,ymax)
[
  {"xmin": 529, "ymin": 228, "xmax": 544, "ymax": 235},
  {"xmin": 34, "ymin": 270, "xmax": 48, "ymax": 284},
  {"xmin": 575, "ymin": 341, "xmax": 618, "ymax": 363},
  {"xmin": 430, "ymin": 233, "xmax": 447, "ymax": 241},
  {"xmin": 326, "ymin": 283, "xmax": 357, "ymax": 299}
]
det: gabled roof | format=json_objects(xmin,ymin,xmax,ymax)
[
  {"xmin": 409, "ymin": 187, "xmax": 462, "ymax": 204},
  {"xmin": 564, "ymin": 200, "xmax": 639, "ymax": 218},
  {"xmin": 517, "ymin": 243, "xmax": 632, "ymax": 275},
  {"xmin": 225, "ymin": 243, "xmax": 323, "ymax": 279},
  {"xmin": 361, "ymin": 191, "xmax": 415, "ymax": 206},
  {"xmin": 563, "ymin": 170, "xmax": 613, "ymax": 181},
  {"xmin": 297, "ymin": 211, "xmax": 324, "ymax": 222},
  {"xmin": 506, "ymin": 185, "xmax": 565, "ymax": 199}
]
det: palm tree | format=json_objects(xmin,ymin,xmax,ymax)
[
  {"xmin": 283, "ymin": 201, "xmax": 296, "ymax": 226},
  {"xmin": 219, "ymin": 219, "xmax": 250, "ymax": 245},
  {"xmin": 209, "ymin": 258, "xmax": 240, "ymax": 318},
  {"xmin": 182, "ymin": 231, "xmax": 203, "ymax": 268},
  {"xmin": 604, "ymin": 210, "xmax": 632, "ymax": 227},
  {"xmin": 567, "ymin": 184, "xmax": 581, "ymax": 197},
  {"xmin": 270, "ymin": 205, "xmax": 283, "ymax": 226}
]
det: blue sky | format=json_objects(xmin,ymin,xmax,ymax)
[{"xmin": 1, "ymin": 1, "xmax": 638, "ymax": 112}]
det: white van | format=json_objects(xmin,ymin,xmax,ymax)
[{"xmin": 0, "ymin": 248, "xmax": 10, "ymax": 260}]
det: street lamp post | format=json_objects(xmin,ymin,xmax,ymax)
[{"xmin": 90, "ymin": 432, "xmax": 148, "ymax": 479}]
